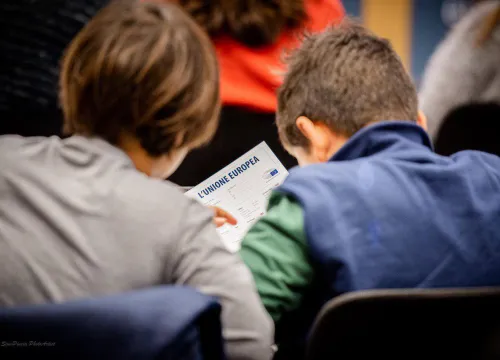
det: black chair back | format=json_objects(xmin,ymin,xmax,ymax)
[
  {"xmin": 307, "ymin": 287, "xmax": 500, "ymax": 360},
  {"xmin": 434, "ymin": 102, "xmax": 500, "ymax": 156}
]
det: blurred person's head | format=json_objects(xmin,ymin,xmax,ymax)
[
  {"xmin": 176, "ymin": 0, "xmax": 307, "ymax": 47},
  {"xmin": 276, "ymin": 20, "xmax": 426, "ymax": 166},
  {"xmin": 60, "ymin": 0, "xmax": 220, "ymax": 179}
]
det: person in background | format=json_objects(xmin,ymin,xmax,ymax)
[
  {"xmin": 0, "ymin": 2, "xmax": 273, "ymax": 359},
  {"xmin": 419, "ymin": 0, "xmax": 500, "ymax": 142},
  {"xmin": 240, "ymin": 20, "xmax": 500, "ymax": 359},
  {"xmin": 167, "ymin": 0, "xmax": 345, "ymax": 186}
]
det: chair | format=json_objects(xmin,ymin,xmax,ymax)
[
  {"xmin": 307, "ymin": 287, "xmax": 500, "ymax": 360},
  {"xmin": 434, "ymin": 102, "xmax": 500, "ymax": 156},
  {"xmin": 0, "ymin": 286, "xmax": 226, "ymax": 360}
]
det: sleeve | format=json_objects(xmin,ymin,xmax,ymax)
[
  {"xmin": 239, "ymin": 192, "xmax": 314, "ymax": 323},
  {"xmin": 168, "ymin": 198, "xmax": 274, "ymax": 360}
]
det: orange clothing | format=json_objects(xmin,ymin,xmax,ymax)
[{"xmin": 214, "ymin": 0, "xmax": 345, "ymax": 113}]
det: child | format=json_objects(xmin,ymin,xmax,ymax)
[
  {"xmin": 240, "ymin": 20, "xmax": 500, "ymax": 358},
  {"xmin": 0, "ymin": 2, "xmax": 273, "ymax": 359},
  {"xmin": 168, "ymin": 0, "xmax": 345, "ymax": 185}
]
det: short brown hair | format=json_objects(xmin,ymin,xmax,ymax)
[
  {"xmin": 60, "ymin": 0, "xmax": 220, "ymax": 157},
  {"xmin": 177, "ymin": 0, "xmax": 307, "ymax": 47},
  {"xmin": 277, "ymin": 20, "xmax": 418, "ymax": 148}
]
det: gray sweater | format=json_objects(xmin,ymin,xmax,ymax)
[
  {"xmin": 419, "ymin": 0, "xmax": 500, "ymax": 139},
  {"xmin": 0, "ymin": 135, "xmax": 273, "ymax": 360}
]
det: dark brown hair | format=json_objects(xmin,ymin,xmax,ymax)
[
  {"xmin": 277, "ymin": 19, "xmax": 418, "ymax": 148},
  {"xmin": 177, "ymin": 0, "xmax": 307, "ymax": 47},
  {"xmin": 60, "ymin": 0, "xmax": 220, "ymax": 157}
]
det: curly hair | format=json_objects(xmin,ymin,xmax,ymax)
[
  {"xmin": 60, "ymin": 0, "xmax": 220, "ymax": 157},
  {"xmin": 178, "ymin": 0, "xmax": 307, "ymax": 47}
]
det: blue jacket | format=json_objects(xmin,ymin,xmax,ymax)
[
  {"xmin": 280, "ymin": 121, "xmax": 500, "ymax": 302},
  {"xmin": 0, "ymin": 286, "xmax": 225, "ymax": 360}
]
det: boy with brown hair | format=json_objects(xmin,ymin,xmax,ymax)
[
  {"xmin": 240, "ymin": 20, "xmax": 500, "ymax": 358},
  {"xmin": 0, "ymin": 1, "xmax": 273, "ymax": 359}
]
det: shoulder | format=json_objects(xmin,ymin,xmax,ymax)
[
  {"xmin": 0, "ymin": 135, "xmax": 57, "ymax": 169},
  {"xmin": 0, "ymin": 134, "xmax": 48, "ymax": 151},
  {"xmin": 284, "ymin": 161, "xmax": 360, "ymax": 186},
  {"xmin": 108, "ymin": 175, "xmax": 217, "ymax": 266},
  {"xmin": 451, "ymin": 149, "xmax": 500, "ymax": 168},
  {"xmin": 280, "ymin": 163, "xmax": 346, "ymax": 205},
  {"xmin": 112, "ymin": 175, "xmax": 211, "ymax": 224},
  {"xmin": 281, "ymin": 160, "xmax": 389, "ymax": 204}
]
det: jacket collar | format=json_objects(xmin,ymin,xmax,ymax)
[{"xmin": 330, "ymin": 121, "xmax": 433, "ymax": 162}]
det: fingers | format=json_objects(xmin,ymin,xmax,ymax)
[
  {"xmin": 214, "ymin": 217, "xmax": 228, "ymax": 228},
  {"xmin": 215, "ymin": 207, "xmax": 237, "ymax": 225},
  {"xmin": 211, "ymin": 206, "xmax": 238, "ymax": 226}
]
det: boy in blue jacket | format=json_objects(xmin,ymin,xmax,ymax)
[{"xmin": 240, "ymin": 20, "xmax": 500, "ymax": 357}]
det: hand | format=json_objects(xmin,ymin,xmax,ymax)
[{"xmin": 211, "ymin": 206, "xmax": 237, "ymax": 228}]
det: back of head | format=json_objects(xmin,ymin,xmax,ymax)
[
  {"xmin": 60, "ymin": 0, "xmax": 220, "ymax": 157},
  {"xmin": 178, "ymin": 0, "xmax": 307, "ymax": 47},
  {"xmin": 277, "ymin": 20, "xmax": 418, "ymax": 148}
]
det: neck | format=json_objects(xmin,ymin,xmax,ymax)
[
  {"xmin": 118, "ymin": 134, "xmax": 154, "ymax": 176},
  {"xmin": 328, "ymin": 136, "xmax": 349, "ymax": 160}
]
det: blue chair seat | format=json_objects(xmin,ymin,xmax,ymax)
[{"xmin": 0, "ymin": 286, "xmax": 225, "ymax": 360}]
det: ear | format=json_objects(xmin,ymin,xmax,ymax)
[
  {"xmin": 295, "ymin": 116, "xmax": 319, "ymax": 144},
  {"xmin": 295, "ymin": 116, "xmax": 338, "ymax": 162},
  {"xmin": 417, "ymin": 110, "xmax": 428, "ymax": 131}
]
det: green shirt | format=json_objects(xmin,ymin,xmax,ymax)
[{"xmin": 240, "ymin": 191, "xmax": 314, "ymax": 323}]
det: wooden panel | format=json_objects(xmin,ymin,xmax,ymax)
[{"xmin": 362, "ymin": 0, "xmax": 413, "ymax": 69}]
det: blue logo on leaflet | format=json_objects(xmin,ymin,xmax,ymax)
[{"xmin": 262, "ymin": 169, "xmax": 279, "ymax": 180}]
